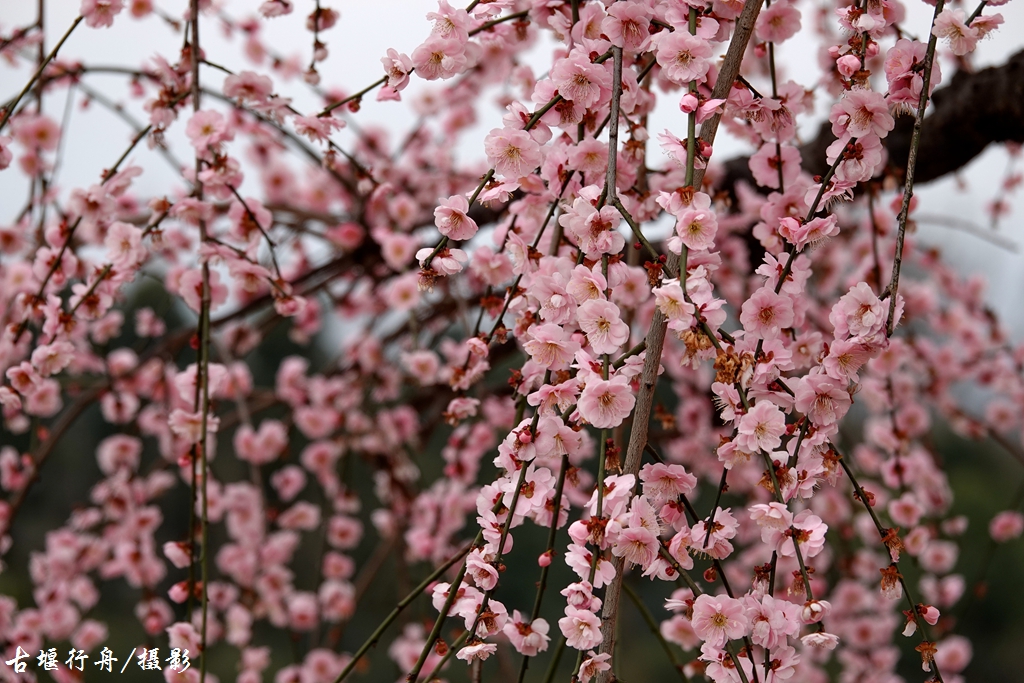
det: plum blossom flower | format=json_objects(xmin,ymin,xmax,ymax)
[
  {"xmin": 794, "ymin": 374, "xmax": 851, "ymax": 427},
  {"xmin": 411, "ymin": 35, "xmax": 468, "ymax": 80},
  {"xmin": 639, "ymin": 463, "xmax": 697, "ymax": 503},
  {"xmin": 577, "ymin": 299, "xmax": 629, "ymax": 355},
  {"xmin": 652, "ymin": 279, "xmax": 695, "ymax": 330},
  {"xmin": 750, "ymin": 143, "xmax": 802, "ymax": 190},
  {"xmin": 830, "ymin": 282, "xmax": 884, "ymax": 338},
  {"xmin": 456, "ymin": 642, "xmax": 497, "ymax": 662},
  {"xmin": 673, "ymin": 192, "xmax": 719, "ymax": 251},
  {"xmin": 989, "ymin": 511, "xmax": 1024, "ymax": 542},
  {"xmin": 81, "ymin": 0, "xmax": 124, "ymax": 28},
  {"xmin": 551, "ymin": 49, "xmax": 611, "ymax": 109},
  {"xmin": 523, "ymin": 323, "xmax": 581, "ymax": 371},
  {"xmin": 0, "ymin": 136, "xmax": 12, "ymax": 170},
  {"xmin": 749, "ymin": 502, "xmax": 793, "ymax": 539},
  {"xmin": 602, "ymin": 2, "xmax": 652, "ymax": 52},
  {"xmin": 559, "ymin": 606, "xmax": 603, "ymax": 650},
  {"xmin": 756, "ymin": 1, "xmax": 801, "ymax": 43},
  {"xmin": 170, "ymin": 408, "xmax": 220, "ymax": 442},
  {"xmin": 653, "ymin": 31, "xmax": 712, "ymax": 84},
  {"xmin": 740, "ymin": 287, "xmax": 794, "ymax": 339},
  {"xmin": 691, "ymin": 594, "xmax": 749, "ymax": 648},
  {"xmin": 885, "ymin": 39, "xmax": 941, "ymax": 110},
  {"xmin": 503, "ymin": 611, "xmax": 550, "ymax": 656},
  {"xmin": 801, "ymin": 632, "xmax": 840, "ymax": 649},
  {"xmin": 186, "ymin": 110, "xmax": 232, "ymax": 151},
  {"xmin": 559, "ymin": 199, "xmax": 624, "ymax": 258},
  {"xmin": 484, "ymin": 128, "xmax": 543, "ymax": 179},
  {"xmin": 381, "ymin": 49, "xmax": 414, "ymax": 91},
  {"xmin": 434, "ymin": 194, "xmax": 479, "ymax": 241},
  {"xmin": 611, "ymin": 525, "xmax": 659, "ymax": 569},
  {"xmin": 224, "ymin": 71, "xmax": 274, "ymax": 103},
  {"xmin": 736, "ymin": 401, "xmax": 786, "ymax": 453},
  {"xmin": 776, "ymin": 510, "xmax": 828, "ymax": 558},
  {"xmin": 427, "ymin": 0, "xmax": 471, "ymax": 42},
  {"xmin": 830, "ymin": 90, "xmax": 894, "ymax": 139},
  {"xmin": 932, "ymin": 9, "xmax": 980, "ymax": 56},
  {"xmin": 578, "ymin": 651, "xmax": 612, "ymax": 683},
  {"xmin": 293, "ymin": 115, "xmax": 345, "ymax": 144},
  {"xmin": 778, "ymin": 214, "xmax": 839, "ymax": 250},
  {"xmin": 745, "ymin": 595, "xmax": 800, "ymax": 649},
  {"xmin": 578, "ymin": 376, "xmax": 635, "ymax": 429}
]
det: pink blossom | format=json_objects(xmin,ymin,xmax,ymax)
[
  {"xmin": 467, "ymin": 552, "xmax": 499, "ymax": 591},
  {"xmin": 794, "ymin": 374, "xmax": 851, "ymax": 427},
  {"xmin": 830, "ymin": 90, "xmax": 894, "ymax": 139},
  {"xmin": 932, "ymin": 9, "xmax": 980, "ymax": 56},
  {"xmin": 503, "ymin": 611, "xmax": 550, "ymax": 656},
  {"xmin": 776, "ymin": 510, "xmax": 827, "ymax": 558},
  {"xmin": 270, "ymin": 466, "xmax": 307, "ymax": 502},
  {"xmin": 577, "ymin": 376, "xmax": 635, "ymax": 429},
  {"xmin": 381, "ymin": 48, "xmax": 414, "ymax": 90},
  {"xmin": 749, "ymin": 143, "xmax": 802, "ymax": 190},
  {"xmin": 830, "ymin": 282, "xmax": 884, "ymax": 338},
  {"xmin": 11, "ymin": 114, "xmax": 60, "ymax": 151},
  {"xmin": 934, "ymin": 635, "xmax": 973, "ymax": 673},
  {"xmin": 224, "ymin": 71, "xmax": 274, "ymax": 103},
  {"xmin": 578, "ymin": 651, "xmax": 612, "ymax": 683},
  {"xmin": 740, "ymin": 287, "xmax": 794, "ymax": 339},
  {"xmin": 577, "ymin": 299, "xmax": 629, "ymax": 355},
  {"xmin": 736, "ymin": 401, "xmax": 786, "ymax": 453},
  {"xmin": 755, "ymin": 1, "xmax": 801, "ymax": 43},
  {"xmin": 456, "ymin": 642, "xmax": 497, "ymax": 662},
  {"xmin": 81, "ymin": 0, "xmax": 124, "ymax": 28},
  {"xmin": 602, "ymin": 2, "xmax": 651, "ymax": 52},
  {"xmin": 30, "ymin": 341, "xmax": 74, "ymax": 377},
  {"xmin": 989, "ymin": 511, "xmax": 1023, "ymax": 542},
  {"xmin": 639, "ymin": 462, "xmax": 697, "ymax": 503},
  {"xmin": 523, "ymin": 323, "xmax": 581, "ymax": 371},
  {"xmin": 559, "ymin": 606, "xmax": 603, "ymax": 650},
  {"xmin": 610, "ymin": 525, "xmax": 659, "ymax": 569},
  {"xmin": 692, "ymin": 594, "xmax": 749, "ymax": 648},
  {"xmin": 559, "ymin": 199, "xmax": 624, "ymax": 258},
  {"xmin": 96, "ymin": 434, "xmax": 141, "ymax": 474},
  {"xmin": 484, "ymin": 127, "xmax": 544, "ymax": 179},
  {"xmin": 652, "ymin": 279, "xmax": 695, "ymax": 330},
  {"xmin": 411, "ymin": 34, "xmax": 468, "ymax": 80},
  {"xmin": 801, "ymin": 632, "xmax": 840, "ymax": 650},
  {"xmin": 0, "ymin": 135, "xmax": 11, "ymax": 170},
  {"xmin": 885, "ymin": 39, "xmax": 941, "ymax": 109},
  {"xmin": 745, "ymin": 595, "xmax": 800, "ymax": 649},
  {"xmin": 551, "ymin": 49, "xmax": 611, "ymax": 109},
  {"xmin": 427, "ymin": 0, "xmax": 472, "ymax": 42},
  {"xmin": 801, "ymin": 599, "xmax": 832, "ymax": 624},
  {"xmin": 186, "ymin": 110, "xmax": 232, "ymax": 151},
  {"xmin": 168, "ymin": 409, "xmax": 220, "ymax": 443},
  {"xmin": 293, "ymin": 115, "xmax": 345, "ymax": 144},
  {"xmin": 674, "ymin": 192, "xmax": 719, "ymax": 251},
  {"xmin": 434, "ymin": 194, "xmax": 479, "ymax": 241},
  {"xmin": 653, "ymin": 31, "xmax": 712, "ymax": 84}
]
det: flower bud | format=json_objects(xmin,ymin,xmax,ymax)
[
  {"xmin": 801, "ymin": 599, "xmax": 832, "ymax": 624},
  {"xmin": 836, "ymin": 54, "xmax": 860, "ymax": 78}
]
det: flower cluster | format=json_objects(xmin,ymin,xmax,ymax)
[{"xmin": 0, "ymin": 0, "xmax": 1018, "ymax": 683}]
